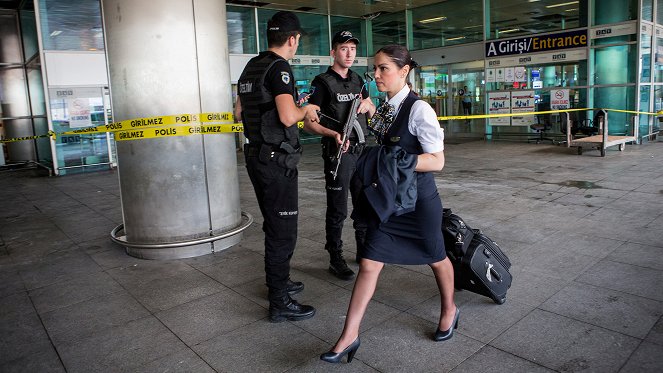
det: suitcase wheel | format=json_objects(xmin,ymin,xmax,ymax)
[{"xmin": 494, "ymin": 297, "xmax": 506, "ymax": 305}]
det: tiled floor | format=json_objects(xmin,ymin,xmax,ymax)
[{"xmin": 1, "ymin": 139, "xmax": 663, "ymax": 372}]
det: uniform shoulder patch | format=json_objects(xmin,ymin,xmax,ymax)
[{"xmin": 280, "ymin": 71, "xmax": 290, "ymax": 84}]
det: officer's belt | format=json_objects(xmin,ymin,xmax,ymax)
[{"xmin": 245, "ymin": 142, "xmax": 292, "ymax": 157}]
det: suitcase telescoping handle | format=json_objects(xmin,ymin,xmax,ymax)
[{"xmin": 484, "ymin": 261, "xmax": 502, "ymax": 283}]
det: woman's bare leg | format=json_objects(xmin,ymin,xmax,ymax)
[
  {"xmin": 429, "ymin": 258, "xmax": 457, "ymax": 331},
  {"xmin": 331, "ymin": 258, "xmax": 384, "ymax": 352}
]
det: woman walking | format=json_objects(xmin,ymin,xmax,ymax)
[{"xmin": 320, "ymin": 44, "xmax": 458, "ymax": 364}]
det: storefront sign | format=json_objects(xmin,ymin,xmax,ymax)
[
  {"xmin": 488, "ymin": 91, "xmax": 511, "ymax": 126},
  {"xmin": 511, "ymin": 90, "xmax": 536, "ymax": 126},
  {"xmin": 591, "ymin": 22, "xmax": 637, "ymax": 39},
  {"xmin": 550, "ymin": 89, "xmax": 570, "ymax": 110},
  {"xmin": 485, "ymin": 48, "xmax": 587, "ymax": 68},
  {"xmin": 485, "ymin": 29, "xmax": 587, "ymax": 57}
]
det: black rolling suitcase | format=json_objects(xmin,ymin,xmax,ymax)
[{"xmin": 442, "ymin": 209, "xmax": 512, "ymax": 304}]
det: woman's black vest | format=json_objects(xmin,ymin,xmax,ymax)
[{"xmin": 237, "ymin": 51, "xmax": 299, "ymax": 147}]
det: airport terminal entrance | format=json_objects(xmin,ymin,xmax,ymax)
[{"xmin": 416, "ymin": 61, "xmax": 485, "ymax": 140}]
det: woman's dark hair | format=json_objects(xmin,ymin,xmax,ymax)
[{"xmin": 375, "ymin": 45, "xmax": 419, "ymax": 70}]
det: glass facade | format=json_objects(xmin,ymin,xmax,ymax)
[
  {"xmin": 49, "ymin": 87, "xmax": 111, "ymax": 174},
  {"xmin": 488, "ymin": 0, "xmax": 588, "ymax": 40},
  {"xmin": 643, "ymin": 0, "xmax": 653, "ymax": 22},
  {"xmin": 641, "ymin": 31, "xmax": 652, "ymax": 83},
  {"xmin": 330, "ymin": 15, "xmax": 367, "ymax": 57},
  {"xmin": 410, "ymin": 0, "xmax": 483, "ymax": 50},
  {"xmin": 227, "ymin": 6, "xmax": 257, "ymax": 54},
  {"xmin": 592, "ymin": 0, "xmax": 638, "ymax": 25},
  {"xmin": 592, "ymin": 45, "xmax": 638, "ymax": 85},
  {"xmin": 372, "ymin": 11, "xmax": 407, "ymax": 51},
  {"xmin": 257, "ymin": 9, "xmax": 329, "ymax": 55},
  {"xmin": 38, "ymin": 0, "xmax": 104, "ymax": 51}
]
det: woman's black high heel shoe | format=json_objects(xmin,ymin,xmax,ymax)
[
  {"xmin": 320, "ymin": 338, "xmax": 361, "ymax": 363},
  {"xmin": 433, "ymin": 308, "xmax": 460, "ymax": 342}
]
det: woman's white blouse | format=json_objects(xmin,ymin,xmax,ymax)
[{"xmin": 387, "ymin": 84, "xmax": 445, "ymax": 154}]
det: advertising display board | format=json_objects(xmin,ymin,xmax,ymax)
[
  {"xmin": 488, "ymin": 91, "xmax": 511, "ymax": 126},
  {"xmin": 511, "ymin": 90, "xmax": 536, "ymax": 126}
]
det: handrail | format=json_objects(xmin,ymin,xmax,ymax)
[{"xmin": 110, "ymin": 211, "xmax": 253, "ymax": 249}]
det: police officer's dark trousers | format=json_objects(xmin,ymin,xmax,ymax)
[
  {"xmin": 321, "ymin": 137, "xmax": 367, "ymax": 253},
  {"xmin": 244, "ymin": 149, "xmax": 298, "ymax": 302}
]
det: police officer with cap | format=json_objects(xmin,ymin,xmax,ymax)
[
  {"xmin": 305, "ymin": 31, "xmax": 376, "ymax": 281},
  {"xmin": 236, "ymin": 11, "xmax": 340, "ymax": 322}
]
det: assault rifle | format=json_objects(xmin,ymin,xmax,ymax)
[{"xmin": 330, "ymin": 94, "xmax": 364, "ymax": 180}]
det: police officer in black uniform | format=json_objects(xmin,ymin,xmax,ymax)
[
  {"xmin": 235, "ymin": 11, "xmax": 340, "ymax": 322},
  {"xmin": 305, "ymin": 31, "xmax": 376, "ymax": 280}
]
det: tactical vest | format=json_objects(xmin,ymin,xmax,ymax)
[
  {"xmin": 237, "ymin": 52, "xmax": 299, "ymax": 147},
  {"xmin": 315, "ymin": 70, "xmax": 368, "ymax": 137}
]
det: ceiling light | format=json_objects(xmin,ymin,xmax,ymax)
[
  {"xmin": 446, "ymin": 36, "xmax": 466, "ymax": 41},
  {"xmin": 419, "ymin": 16, "xmax": 447, "ymax": 24},
  {"xmin": 499, "ymin": 28, "xmax": 520, "ymax": 34},
  {"xmin": 528, "ymin": 0, "xmax": 540, "ymax": 2},
  {"xmin": 50, "ymin": 30, "xmax": 62, "ymax": 36},
  {"xmin": 546, "ymin": 1, "xmax": 579, "ymax": 8},
  {"xmin": 565, "ymin": 8, "xmax": 578, "ymax": 12},
  {"xmin": 463, "ymin": 24, "xmax": 482, "ymax": 29}
]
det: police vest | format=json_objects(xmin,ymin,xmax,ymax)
[
  {"xmin": 315, "ymin": 70, "xmax": 368, "ymax": 136},
  {"xmin": 237, "ymin": 52, "xmax": 299, "ymax": 147}
]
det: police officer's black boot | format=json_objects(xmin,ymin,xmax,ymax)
[
  {"xmin": 327, "ymin": 244, "xmax": 355, "ymax": 281},
  {"xmin": 286, "ymin": 279, "xmax": 304, "ymax": 295},
  {"xmin": 268, "ymin": 291, "xmax": 316, "ymax": 323}
]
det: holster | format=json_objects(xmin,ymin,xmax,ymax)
[{"xmin": 258, "ymin": 142, "xmax": 301, "ymax": 170}]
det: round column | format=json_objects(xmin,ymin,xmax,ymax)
[{"xmin": 103, "ymin": 0, "xmax": 246, "ymax": 259}]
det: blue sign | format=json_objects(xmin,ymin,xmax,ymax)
[{"xmin": 485, "ymin": 29, "xmax": 587, "ymax": 57}]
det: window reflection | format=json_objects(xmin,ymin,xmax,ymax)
[
  {"xmin": 330, "ymin": 16, "xmax": 367, "ymax": 57},
  {"xmin": 258, "ymin": 9, "xmax": 329, "ymax": 55},
  {"xmin": 489, "ymin": 0, "xmax": 587, "ymax": 40},
  {"xmin": 227, "ymin": 6, "xmax": 257, "ymax": 54},
  {"xmin": 38, "ymin": 0, "xmax": 104, "ymax": 51},
  {"xmin": 411, "ymin": 0, "xmax": 483, "ymax": 50},
  {"xmin": 372, "ymin": 11, "xmax": 406, "ymax": 51}
]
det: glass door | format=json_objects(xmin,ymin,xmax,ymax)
[
  {"xmin": 417, "ymin": 66, "xmax": 448, "ymax": 117},
  {"xmin": 48, "ymin": 86, "xmax": 112, "ymax": 175},
  {"xmin": 450, "ymin": 68, "xmax": 485, "ymax": 137}
]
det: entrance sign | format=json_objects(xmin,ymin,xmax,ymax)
[{"xmin": 486, "ymin": 29, "xmax": 587, "ymax": 57}]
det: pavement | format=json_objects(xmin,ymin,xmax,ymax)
[{"xmin": 1, "ymin": 139, "xmax": 663, "ymax": 372}]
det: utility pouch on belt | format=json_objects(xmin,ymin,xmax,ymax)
[
  {"xmin": 258, "ymin": 143, "xmax": 302, "ymax": 169},
  {"xmin": 258, "ymin": 143, "xmax": 273, "ymax": 164}
]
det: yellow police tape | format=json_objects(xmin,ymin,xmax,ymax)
[
  {"xmin": 437, "ymin": 108, "xmax": 663, "ymax": 121},
  {"xmin": 0, "ymin": 112, "xmax": 235, "ymax": 143},
  {"xmin": 1, "ymin": 108, "xmax": 661, "ymax": 143}
]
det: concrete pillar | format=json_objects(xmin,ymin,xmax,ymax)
[{"xmin": 103, "ymin": 0, "xmax": 247, "ymax": 259}]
